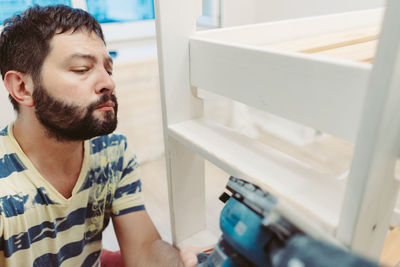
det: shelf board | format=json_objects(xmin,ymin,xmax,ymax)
[
  {"xmin": 189, "ymin": 9, "xmax": 383, "ymax": 142},
  {"xmin": 176, "ymin": 228, "xmax": 219, "ymax": 249},
  {"xmin": 168, "ymin": 118, "xmax": 348, "ymax": 236},
  {"xmin": 190, "ymin": 37, "xmax": 371, "ymax": 143},
  {"xmin": 193, "ymin": 8, "xmax": 383, "ymax": 47},
  {"xmin": 264, "ymin": 26, "xmax": 379, "ymax": 62}
]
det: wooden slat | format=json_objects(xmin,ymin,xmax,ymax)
[
  {"xmin": 264, "ymin": 26, "xmax": 379, "ymax": 54},
  {"xmin": 337, "ymin": 0, "xmax": 400, "ymax": 257},
  {"xmin": 263, "ymin": 27, "xmax": 379, "ymax": 63},
  {"xmin": 154, "ymin": 0, "xmax": 206, "ymax": 246},
  {"xmin": 168, "ymin": 118, "xmax": 348, "ymax": 235},
  {"xmin": 177, "ymin": 229, "xmax": 219, "ymax": 249},
  {"xmin": 190, "ymin": 38, "xmax": 371, "ymax": 143},
  {"xmin": 314, "ymin": 40, "xmax": 378, "ymax": 62},
  {"xmin": 190, "ymin": 10, "xmax": 383, "ymax": 144},
  {"xmin": 380, "ymin": 225, "xmax": 400, "ymax": 267},
  {"xmin": 194, "ymin": 9, "xmax": 383, "ymax": 46}
]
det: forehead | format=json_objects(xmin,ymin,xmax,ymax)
[{"xmin": 47, "ymin": 30, "xmax": 109, "ymax": 62}]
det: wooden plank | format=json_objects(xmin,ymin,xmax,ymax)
[
  {"xmin": 263, "ymin": 26, "xmax": 379, "ymax": 63},
  {"xmin": 314, "ymin": 40, "xmax": 378, "ymax": 62},
  {"xmin": 166, "ymin": 137, "xmax": 206, "ymax": 244},
  {"xmin": 193, "ymin": 8, "xmax": 383, "ymax": 46},
  {"xmin": 390, "ymin": 189, "xmax": 400, "ymax": 227},
  {"xmin": 154, "ymin": 0, "xmax": 206, "ymax": 245},
  {"xmin": 154, "ymin": 0, "xmax": 202, "ymax": 126},
  {"xmin": 337, "ymin": 0, "xmax": 400, "ymax": 258},
  {"xmin": 177, "ymin": 229, "xmax": 219, "ymax": 249},
  {"xmin": 168, "ymin": 118, "xmax": 348, "ymax": 235},
  {"xmin": 190, "ymin": 38, "xmax": 371, "ymax": 143},
  {"xmin": 263, "ymin": 26, "xmax": 379, "ymax": 54},
  {"xmin": 380, "ymin": 225, "xmax": 400, "ymax": 267}
]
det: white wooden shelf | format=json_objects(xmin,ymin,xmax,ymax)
[
  {"xmin": 189, "ymin": 8, "xmax": 383, "ymax": 143},
  {"xmin": 176, "ymin": 228, "xmax": 219, "ymax": 249},
  {"xmin": 169, "ymin": 118, "xmax": 346, "ymax": 235},
  {"xmin": 156, "ymin": 0, "xmax": 400, "ymax": 258}
]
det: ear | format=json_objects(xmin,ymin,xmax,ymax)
[{"xmin": 3, "ymin": 71, "xmax": 35, "ymax": 108}]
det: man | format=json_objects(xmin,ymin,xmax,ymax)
[{"xmin": 0, "ymin": 5, "xmax": 198, "ymax": 267}]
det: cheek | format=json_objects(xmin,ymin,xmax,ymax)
[
  {"xmin": 41, "ymin": 67, "xmax": 102, "ymax": 107},
  {"xmin": 44, "ymin": 78, "xmax": 95, "ymax": 106}
]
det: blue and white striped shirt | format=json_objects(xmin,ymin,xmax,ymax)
[{"xmin": 0, "ymin": 124, "xmax": 145, "ymax": 266}]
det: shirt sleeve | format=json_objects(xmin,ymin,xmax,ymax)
[{"xmin": 111, "ymin": 140, "xmax": 145, "ymax": 216}]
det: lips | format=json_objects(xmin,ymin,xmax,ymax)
[{"xmin": 95, "ymin": 100, "xmax": 115, "ymax": 110}]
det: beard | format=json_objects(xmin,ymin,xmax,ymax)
[{"xmin": 32, "ymin": 83, "xmax": 118, "ymax": 142}]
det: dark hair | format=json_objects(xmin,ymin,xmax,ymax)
[{"xmin": 0, "ymin": 5, "xmax": 105, "ymax": 112}]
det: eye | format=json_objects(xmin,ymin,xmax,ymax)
[
  {"xmin": 73, "ymin": 69, "xmax": 89, "ymax": 74},
  {"xmin": 107, "ymin": 70, "xmax": 113, "ymax": 76}
]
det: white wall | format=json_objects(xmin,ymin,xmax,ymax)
[
  {"xmin": 0, "ymin": 82, "xmax": 15, "ymax": 128},
  {"xmin": 221, "ymin": 0, "xmax": 385, "ymax": 26}
]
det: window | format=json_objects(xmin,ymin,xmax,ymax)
[
  {"xmin": 86, "ymin": 0, "xmax": 154, "ymax": 23},
  {"xmin": 198, "ymin": 0, "xmax": 220, "ymax": 27},
  {"xmin": 0, "ymin": 0, "xmax": 154, "ymax": 25},
  {"xmin": 0, "ymin": 0, "xmax": 220, "ymax": 44},
  {"xmin": 0, "ymin": 0, "xmax": 71, "ymax": 24}
]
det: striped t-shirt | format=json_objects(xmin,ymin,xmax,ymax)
[{"xmin": 0, "ymin": 124, "xmax": 145, "ymax": 266}]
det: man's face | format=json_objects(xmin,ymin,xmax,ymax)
[{"xmin": 33, "ymin": 30, "xmax": 117, "ymax": 141}]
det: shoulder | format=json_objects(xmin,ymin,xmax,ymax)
[
  {"xmin": 0, "ymin": 125, "xmax": 8, "ymax": 137},
  {"xmin": 0, "ymin": 125, "xmax": 10, "ymax": 149},
  {"xmin": 0, "ymin": 126, "xmax": 8, "ymax": 153},
  {"xmin": 89, "ymin": 133, "xmax": 128, "ymax": 155}
]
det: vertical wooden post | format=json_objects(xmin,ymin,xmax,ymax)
[
  {"xmin": 337, "ymin": 0, "xmax": 400, "ymax": 258},
  {"xmin": 154, "ymin": 0, "xmax": 206, "ymax": 245}
]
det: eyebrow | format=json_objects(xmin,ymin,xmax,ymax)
[{"xmin": 63, "ymin": 53, "xmax": 113, "ymax": 66}]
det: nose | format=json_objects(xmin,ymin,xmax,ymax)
[{"xmin": 95, "ymin": 68, "xmax": 115, "ymax": 95}]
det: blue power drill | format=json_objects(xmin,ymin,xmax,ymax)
[{"xmin": 197, "ymin": 176, "xmax": 381, "ymax": 267}]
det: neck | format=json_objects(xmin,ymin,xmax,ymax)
[{"xmin": 13, "ymin": 115, "xmax": 84, "ymax": 175}]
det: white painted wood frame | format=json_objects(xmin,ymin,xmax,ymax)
[
  {"xmin": 189, "ymin": 8, "xmax": 383, "ymax": 143},
  {"xmin": 154, "ymin": 0, "xmax": 206, "ymax": 246},
  {"xmin": 337, "ymin": 1, "xmax": 400, "ymax": 258},
  {"xmin": 155, "ymin": 0, "xmax": 400, "ymax": 259}
]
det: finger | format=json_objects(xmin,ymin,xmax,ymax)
[
  {"xmin": 180, "ymin": 246, "xmax": 199, "ymax": 267},
  {"xmin": 182, "ymin": 254, "xmax": 198, "ymax": 267}
]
